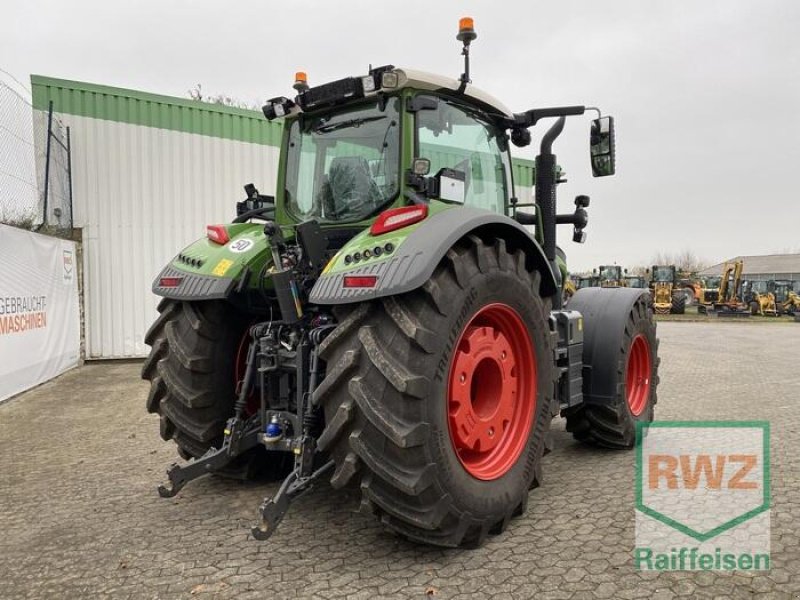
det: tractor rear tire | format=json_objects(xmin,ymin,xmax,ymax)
[
  {"xmin": 314, "ymin": 236, "xmax": 555, "ymax": 547},
  {"xmin": 671, "ymin": 294, "xmax": 686, "ymax": 315},
  {"xmin": 142, "ymin": 300, "xmax": 254, "ymax": 461},
  {"xmin": 564, "ymin": 290, "xmax": 659, "ymax": 448}
]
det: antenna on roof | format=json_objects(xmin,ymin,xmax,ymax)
[{"xmin": 456, "ymin": 17, "xmax": 477, "ymax": 94}]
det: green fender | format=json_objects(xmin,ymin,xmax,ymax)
[
  {"xmin": 310, "ymin": 205, "xmax": 557, "ymax": 305},
  {"xmin": 151, "ymin": 223, "xmax": 276, "ymax": 301}
]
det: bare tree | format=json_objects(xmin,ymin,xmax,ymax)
[
  {"xmin": 187, "ymin": 84, "xmax": 261, "ymax": 111},
  {"xmin": 627, "ymin": 265, "xmax": 650, "ymax": 276},
  {"xmin": 649, "ymin": 249, "xmax": 709, "ymax": 274}
]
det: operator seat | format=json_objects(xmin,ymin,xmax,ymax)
[{"xmin": 323, "ymin": 157, "xmax": 376, "ymax": 220}]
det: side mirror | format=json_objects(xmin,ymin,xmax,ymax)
[{"xmin": 590, "ymin": 116, "xmax": 615, "ymax": 177}]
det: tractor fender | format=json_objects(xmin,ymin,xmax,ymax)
[
  {"xmin": 309, "ymin": 206, "xmax": 557, "ymax": 305},
  {"xmin": 566, "ymin": 287, "xmax": 652, "ymax": 403},
  {"xmin": 150, "ymin": 223, "xmax": 273, "ymax": 301}
]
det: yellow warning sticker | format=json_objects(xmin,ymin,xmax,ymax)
[
  {"xmin": 321, "ymin": 250, "xmax": 342, "ymax": 275},
  {"xmin": 213, "ymin": 259, "xmax": 234, "ymax": 276}
]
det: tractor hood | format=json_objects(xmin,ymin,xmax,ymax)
[{"xmin": 151, "ymin": 223, "xmax": 278, "ymax": 301}]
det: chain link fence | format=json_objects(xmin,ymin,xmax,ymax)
[{"xmin": 0, "ymin": 77, "xmax": 73, "ymax": 236}]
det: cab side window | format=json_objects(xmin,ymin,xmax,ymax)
[{"xmin": 417, "ymin": 98, "xmax": 510, "ymax": 212}]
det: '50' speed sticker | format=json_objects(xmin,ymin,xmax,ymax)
[{"xmin": 228, "ymin": 239, "xmax": 254, "ymax": 253}]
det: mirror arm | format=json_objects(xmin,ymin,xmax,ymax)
[
  {"xmin": 511, "ymin": 105, "xmax": 585, "ymax": 129},
  {"xmin": 585, "ymin": 106, "xmax": 602, "ymax": 119}
]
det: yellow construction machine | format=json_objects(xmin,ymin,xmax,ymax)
[
  {"xmin": 625, "ymin": 275, "xmax": 647, "ymax": 289},
  {"xmin": 563, "ymin": 278, "xmax": 577, "ymax": 305},
  {"xmin": 698, "ymin": 260, "xmax": 749, "ymax": 316},
  {"xmin": 597, "ymin": 265, "xmax": 627, "ymax": 288},
  {"xmin": 770, "ymin": 280, "xmax": 800, "ymax": 315},
  {"xmin": 742, "ymin": 280, "xmax": 778, "ymax": 316},
  {"xmin": 649, "ymin": 265, "xmax": 685, "ymax": 314},
  {"xmin": 695, "ymin": 276, "xmax": 721, "ymax": 305}
]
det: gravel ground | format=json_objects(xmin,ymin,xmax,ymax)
[{"xmin": 1, "ymin": 321, "xmax": 798, "ymax": 599}]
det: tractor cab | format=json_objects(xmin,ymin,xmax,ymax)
[
  {"xmin": 625, "ymin": 276, "xmax": 647, "ymax": 289},
  {"xmin": 598, "ymin": 265, "xmax": 625, "ymax": 287},
  {"xmin": 267, "ymin": 65, "xmax": 521, "ymax": 228},
  {"xmin": 651, "ymin": 265, "xmax": 676, "ymax": 283},
  {"xmin": 742, "ymin": 280, "xmax": 768, "ymax": 302},
  {"xmin": 769, "ymin": 279, "xmax": 794, "ymax": 303}
]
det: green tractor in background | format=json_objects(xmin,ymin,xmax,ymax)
[{"xmin": 142, "ymin": 18, "xmax": 659, "ymax": 547}]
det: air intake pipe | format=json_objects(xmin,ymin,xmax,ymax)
[{"xmin": 535, "ymin": 116, "xmax": 566, "ymax": 284}]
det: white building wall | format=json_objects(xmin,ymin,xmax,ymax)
[{"xmin": 51, "ymin": 113, "xmax": 279, "ymax": 358}]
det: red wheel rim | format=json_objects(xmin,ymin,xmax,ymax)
[
  {"xmin": 626, "ymin": 334, "xmax": 652, "ymax": 416},
  {"xmin": 447, "ymin": 303, "xmax": 537, "ymax": 481},
  {"xmin": 234, "ymin": 328, "xmax": 259, "ymax": 416}
]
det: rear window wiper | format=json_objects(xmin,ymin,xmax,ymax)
[{"xmin": 313, "ymin": 115, "xmax": 386, "ymax": 134}]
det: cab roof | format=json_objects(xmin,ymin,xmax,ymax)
[{"xmin": 391, "ymin": 68, "xmax": 514, "ymax": 119}]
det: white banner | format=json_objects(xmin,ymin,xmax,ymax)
[{"xmin": 0, "ymin": 224, "xmax": 80, "ymax": 402}]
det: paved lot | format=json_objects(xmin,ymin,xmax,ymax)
[{"xmin": 1, "ymin": 322, "xmax": 799, "ymax": 599}]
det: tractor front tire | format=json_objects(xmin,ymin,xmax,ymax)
[
  {"xmin": 671, "ymin": 294, "xmax": 686, "ymax": 315},
  {"xmin": 682, "ymin": 288, "xmax": 696, "ymax": 307},
  {"xmin": 314, "ymin": 236, "xmax": 555, "ymax": 547},
  {"xmin": 564, "ymin": 289, "xmax": 659, "ymax": 448},
  {"xmin": 142, "ymin": 299, "xmax": 249, "ymax": 460}
]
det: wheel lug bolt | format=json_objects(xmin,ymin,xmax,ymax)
[
  {"xmin": 488, "ymin": 427, "xmax": 495, "ymax": 437},
  {"xmin": 460, "ymin": 373, "xmax": 466, "ymax": 383},
  {"xmin": 501, "ymin": 351, "xmax": 506, "ymax": 360}
]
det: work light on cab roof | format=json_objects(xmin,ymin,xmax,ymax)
[{"xmin": 262, "ymin": 16, "xmax": 481, "ymax": 122}]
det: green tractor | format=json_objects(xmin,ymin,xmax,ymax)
[{"xmin": 142, "ymin": 19, "xmax": 659, "ymax": 547}]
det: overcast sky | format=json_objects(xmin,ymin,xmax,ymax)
[{"xmin": 3, "ymin": 0, "xmax": 799, "ymax": 271}]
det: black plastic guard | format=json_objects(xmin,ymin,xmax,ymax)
[{"xmin": 152, "ymin": 265, "xmax": 236, "ymax": 301}]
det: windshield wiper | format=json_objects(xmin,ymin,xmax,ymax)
[{"xmin": 313, "ymin": 115, "xmax": 386, "ymax": 134}]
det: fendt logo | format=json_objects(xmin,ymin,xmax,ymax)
[{"xmin": 635, "ymin": 422, "xmax": 770, "ymax": 571}]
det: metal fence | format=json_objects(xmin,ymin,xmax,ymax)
[
  {"xmin": 0, "ymin": 78, "xmax": 72, "ymax": 235},
  {"xmin": 39, "ymin": 100, "xmax": 73, "ymax": 233}
]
